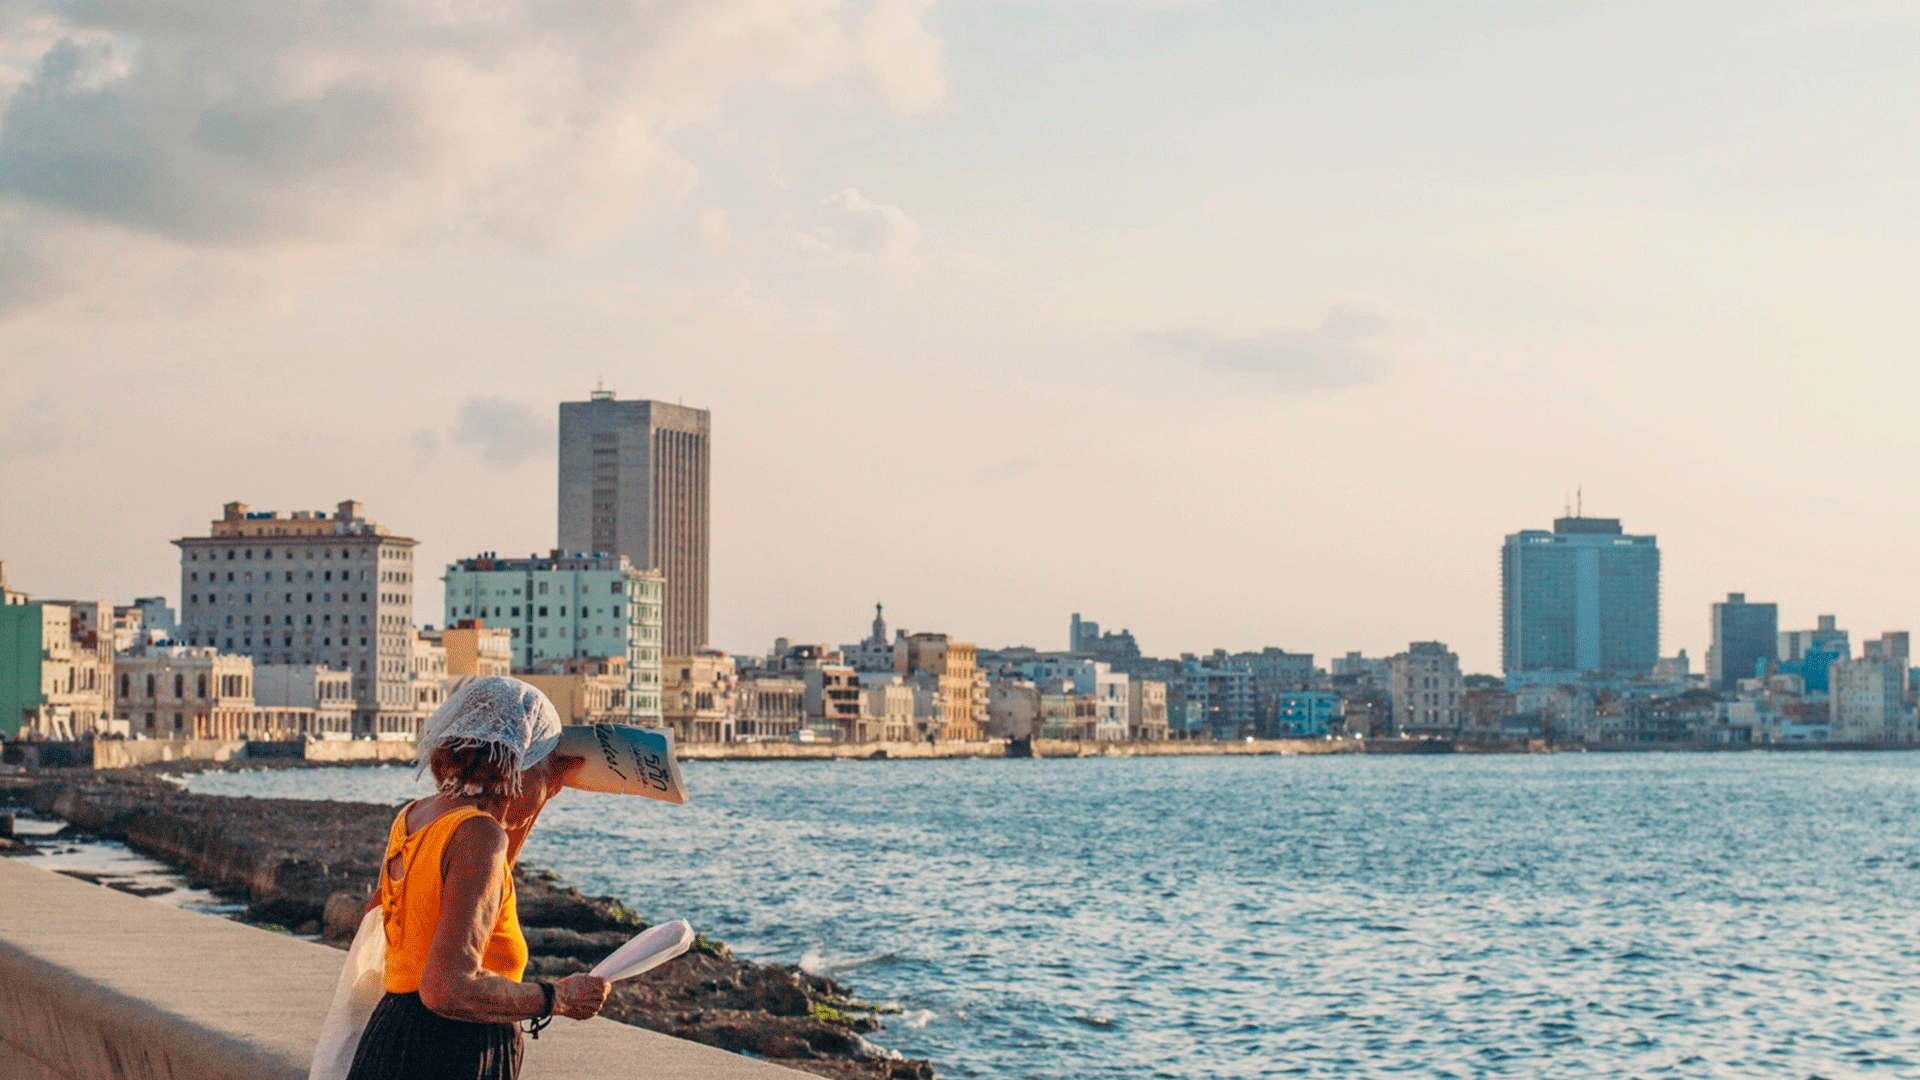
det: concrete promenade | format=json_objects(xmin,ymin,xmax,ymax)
[{"xmin": 0, "ymin": 859, "xmax": 812, "ymax": 1080}]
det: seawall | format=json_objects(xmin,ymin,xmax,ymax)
[
  {"xmin": 0, "ymin": 858, "xmax": 818, "ymax": 1080},
  {"xmin": 681, "ymin": 737, "xmax": 1358, "ymax": 761}
]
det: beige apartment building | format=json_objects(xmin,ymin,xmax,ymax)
[
  {"xmin": 436, "ymin": 620, "xmax": 513, "ymax": 678},
  {"xmin": 175, "ymin": 500, "xmax": 419, "ymax": 738},
  {"xmin": 1389, "ymin": 641, "xmax": 1463, "ymax": 736},
  {"xmin": 736, "ymin": 675, "xmax": 804, "ymax": 740},
  {"xmin": 1, "ymin": 594, "xmax": 115, "ymax": 740},
  {"xmin": 115, "ymin": 647, "xmax": 258, "ymax": 740},
  {"xmin": 1128, "ymin": 679, "xmax": 1169, "ymax": 740},
  {"xmin": 802, "ymin": 660, "xmax": 862, "ymax": 740},
  {"xmin": 986, "ymin": 679, "xmax": 1041, "ymax": 740},
  {"xmin": 522, "ymin": 656, "xmax": 632, "ymax": 725},
  {"xmin": 896, "ymin": 632, "xmax": 987, "ymax": 741},
  {"xmin": 404, "ymin": 630, "xmax": 449, "ymax": 739},
  {"xmin": 664, "ymin": 650, "xmax": 737, "ymax": 743},
  {"xmin": 859, "ymin": 675, "xmax": 915, "ymax": 743}
]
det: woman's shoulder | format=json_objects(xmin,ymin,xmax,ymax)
[{"xmin": 443, "ymin": 810, "xmax": 509, "ymax": 858}]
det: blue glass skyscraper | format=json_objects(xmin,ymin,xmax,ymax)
[{"xmin": 1501, "ymin": 516, "xmax": 1661, "ymax": 677}]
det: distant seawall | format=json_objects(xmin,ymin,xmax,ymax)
[
  {"xmin": 0, "ymin": 858, "xmax": 818, "ymax": 1080},
  {"xmin": 677, "ymin": 737, "xmax": 1360, "ymax": 761}
]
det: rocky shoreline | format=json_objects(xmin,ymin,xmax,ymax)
[{"xmin": 0, "ymin": 771, "xmax": 931, "ymax": 1080}]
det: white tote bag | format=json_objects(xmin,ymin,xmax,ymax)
[{"xmin": 309, "ymin": 907, "xmax": 387, "ymax": 1080}]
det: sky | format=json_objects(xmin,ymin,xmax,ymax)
[{"xmin": 4, "ymin": 0, "xmax": 1920, "ymax": 674}]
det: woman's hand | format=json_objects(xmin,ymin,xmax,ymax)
[{"xmin": 553, "ymin": 973, "xmax": 611, "ymax": 1020}]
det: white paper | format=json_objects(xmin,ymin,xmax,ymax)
[{"xmin": 590, "ymin": 918, "xmax": 696, "ymax": 982}]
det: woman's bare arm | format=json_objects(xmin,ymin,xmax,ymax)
[
  {"xmin": 416, "ymin": 816, "xmax": 547, "ymax": 1023},
  {"xmin": 414, "ymin": 814, "xmax": 610, "ymax": 1024}
]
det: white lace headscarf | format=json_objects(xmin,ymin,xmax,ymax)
[{"xmin": 416, "ymin": 676, "xmax": 563, "ymax": 796}]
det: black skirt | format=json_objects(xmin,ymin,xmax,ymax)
[{"xmin": 345, "ymin": 991, "xmax": 523, "ymax": 1080}]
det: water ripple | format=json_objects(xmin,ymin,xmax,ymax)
[{"xmin": 191, "ymin": 752, "xmax": 1920, "ymax": 1079}]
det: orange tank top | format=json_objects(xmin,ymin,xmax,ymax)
[{"xmin": 380, "ymin": 803, "xmax": 528, "ymax": 993}]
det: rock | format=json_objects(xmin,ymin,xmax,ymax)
[
  {"xmin": 323, "ymin": 890, "xmax": 370, "ymax": 943},
  {"xmin": 518, "ymin": 926, "xmax": 633, "ymax": 962}
]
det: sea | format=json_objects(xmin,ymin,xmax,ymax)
[{"xmin": 178, "ymin": 752, "xmax": 1920, "ymax": 1080}]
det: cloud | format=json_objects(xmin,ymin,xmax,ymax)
[
  {"xmin": 450, "ymin": 397, "xmax": 547, "ymax": 469},
  {"xmin": 410, "ymin": 428, "xmax": 441, "ymax": 468},
  {"xmin": 796, "ymin": 187, "xmax": 922, "ymax": 261},
  {"xmin": 1141, "ymin": 298, "xmax": 1415, "ymax": 391},
  {"xmin": 0, "ymin": 390, "xmax": 63, "ymax": 459},
  {"xmin": 0, "ymin": 0, "xmax": 947, "ymax": 317}
]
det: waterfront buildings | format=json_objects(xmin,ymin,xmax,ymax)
[
  {"xmin": 253, "ymin": 665, "xmax": 353, "ymax": 738},
  {"xmin": 1501, "ymin": 515, "xmax": 1660, "ymax": 677},
  {"xmin": 735, "ymin": 674, "xmax": 804, "ymax": 739},
  {"xmin": 114, "ymin": 646, "xmax": 257, "ymax": 739},
  {"xmin": 442, "ymin": 551, "xmax": 663, "ymax": 725},
  {"xmin": 556, "ymin": 391, "xmax": 710, "ymax": 656},
  {"xmin": 1019, "ymin": 657, "xmax": 1128, "ymax": 739},
  {"xmin": 1128, "ymin": 679, "xmax": 1169, "ymax": 740},
  {"xmin": 174, "ymin": 501, "xmax": 417, "ymax": 737},
  {"xmin": 801, "ymin": 656, "xmax": 862, "ymax": 740},
  {"xmin": 1390, "ymin": 641, "xmax": 1463, "ymax": 736},
  {"xmin": 986, "ymin": 679, "xmax": 1041, "ymax": 739},
  {"xmin": 522, "ymin": 656, "xmax": 632, "ymax": 725},
  {"xmin": 842, "ymin": 605, "xmax": 897, "ymax": 674},
  {"xmin": 1176, "ymin": 654, "xmax": 1256, "ymax": 739},
  {"xmin": 663, "ymin": 650, "xmax": 738, "ymax": 743},
  {"xmin": 1829, "ymin": 656, "xmax": 1911, "ymax": 743},
  {"xmin": 1, "ymin": 563, "xmax": 26, "ymax": 606},
  {"xmin": 0, "ymin": 590, "xmax": 114, "ymax": 739},
  {"xmin": 1272, "ymin": 691, "xmax": 1340, "ymax": 737},
  {"xmin": 1329, "ymin": 651, "xmax": 1391, "ymax": 692},
  {"xmin": 406, "ymin": 630, "xmax": 449, "ymax": 737},
  {"xmin": 435, "ymin": 620, "xmax": 512, "ymax": 678},
  {"xmin": 897, "ymin": 632, "xmax": 986, "ymax": 740},
  {"xmin": 858, "ymin": 675, "xmax": 916, "ymax": 742},
  {"xmin": 1779, "ymin": 615, "xmax": 1849, "ymax": 693},
  {"xmin": 1069, "ymin": 613, "xmax": 1142, "ymax": 665},
  {"xmin": 1709, "ymin": 593, "xmax": 1778, "ymax": 690}
]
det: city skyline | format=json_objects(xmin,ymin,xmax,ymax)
[{"xmin": 8, "ymin": 3, "xmax": 1920, "ymax": 672}]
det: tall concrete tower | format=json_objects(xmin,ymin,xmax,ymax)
[{"xmin": 558, "ymin": 391, "xmax": 710, "ymax": 656}]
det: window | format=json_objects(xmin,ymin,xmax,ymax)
[{"xmin": 611, "ymin": 582, "xmax": 623, "ymax": 593}]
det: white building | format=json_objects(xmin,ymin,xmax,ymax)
[
  {"xmin": 175, "ymin": 500, "xmax": 417, "ymax": 738},
  {"xmin": 254, "ymin": 665, "xmax": 354, "ymax": 739},
  {"xmin": 1018, "ymin": 657, "xmax": 1128, "ymax": 740},
  {"xmin": 442, "ymin": 551, "xmax": 663, "ymax": 724}
]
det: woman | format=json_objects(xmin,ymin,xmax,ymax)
[{"xmin": 346, "ymin": 676, "xmax": 611, "ymax": 1080}]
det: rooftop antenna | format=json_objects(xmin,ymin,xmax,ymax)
[
  {"xmin": 1577, "ymin": 486, "xmax": 1583, "ymax": 517},
  {"xmin": 590, "ymin": 376, "xmax": 613, "ymax": 402}
]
